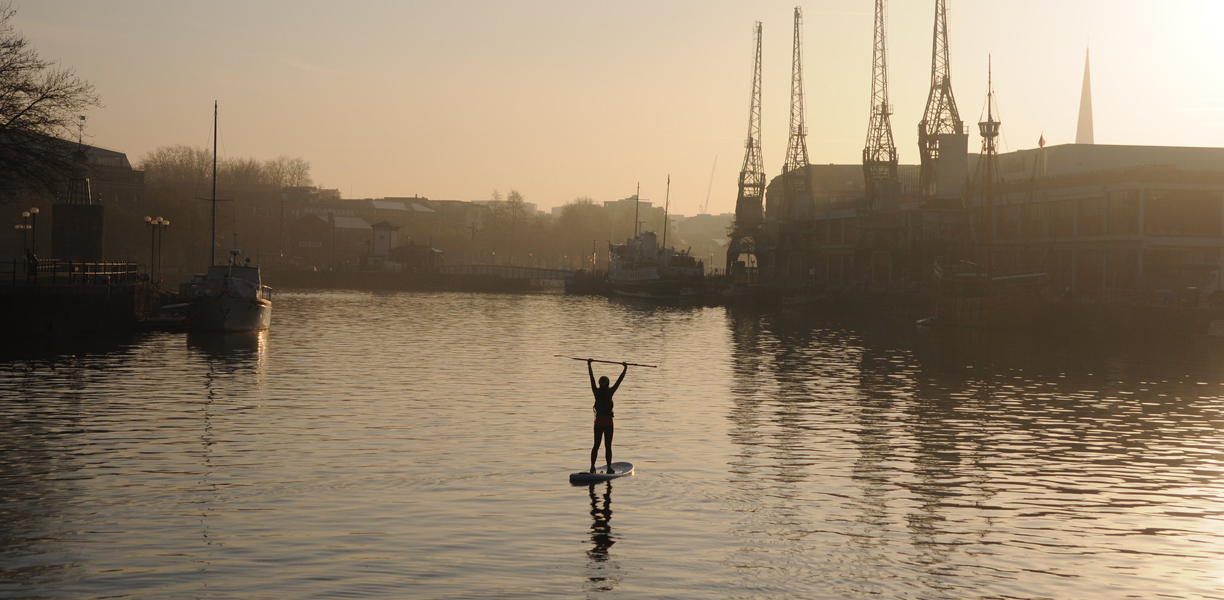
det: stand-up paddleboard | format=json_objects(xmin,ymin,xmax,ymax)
[{"xmin": 569, "ymin": 462, "xmax": 634, "ymax": 484}]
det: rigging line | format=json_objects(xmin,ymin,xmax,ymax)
[
  {"xmin": 192, "ymin": 109, "xmax": 214, "ymax": 202},
  {"xmin": 995, "ymin": 96, "xmax": 1010, "ymax": 154}
]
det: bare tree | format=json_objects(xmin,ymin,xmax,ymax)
[
  {"xmin": 138, "ymin": 146, "xmax": 316, "ymax": 269},
  {"xmin": 140, "ymin": 145, "xmax": 212, "ymax": 193},
  {"xmin": 264, "ymin": 155, "xmax": 312, "ymax": 188},
  {"xmin": 485, "ymin": 189, "xmax": 504, "ymax": 262},
  {"xmin": 220, "ymin": 157, "xmax": 266, "ymax": 191},
  {"xmin": 0, "ymin": 2, "xmax": 100, "ymax": 204},
  {"xmin": 558, "ymin": 197, "xmax": 608, "ymax": 269},
  {"xmin": 140, "ymin": 146, "xmax": 313, "ymax": 197},
  {"xmin": 504, "ymin": 189, "xmax": 526, "ymax": 264}
]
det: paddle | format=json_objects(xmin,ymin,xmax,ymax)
[{"xmin": 555, "ymin": 355, "xmax": 657, "ymax": 368}]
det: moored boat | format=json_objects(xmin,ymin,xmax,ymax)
[
  {"xmin": 607, "ymin": 230, "xmax": 704, "ymax": 301},
  {"xmin": 922, "ymin": 60, "xmax": 1047, "ymax": 328},
  {"xmin": 181, "ymin": 102, "xmax": 273, "ymax": 333},
  {"xmin": 927, "ymin": 260, "xmax": 1046, "ymax": 328},
  {"xmin": 183, "ymin": 249, "xmax": 272, "ymax": 332},
  {"xmin": 606, "ymin": 178, "xmax": 704, "ymax": 301}
]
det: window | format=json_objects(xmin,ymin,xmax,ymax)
[
  {"xmin": 1107, "ymin": 190, "xmax": 1140, "ymax": 235},
  {"xmin": 1078, "ymin": 198, "xmax": 1106, "ymax": 237},
  {"xmin": 1105, "ymin": 249, "xmax": 1138, "ymax": 289},
  {"xmin": 1050, "ymin": 200, "xmax": 1075, "ymax": 237},
  {"xmin": 998, "ymin": 203, "xmax": 1021, "ymax": 240},
  {"xmin": 1025, "ymin": 203, "xmax": 1047, "ymax": 238},
  {"xmin": 1144, "ymin": 190, "xmax": 1221, "ymax": 237}
]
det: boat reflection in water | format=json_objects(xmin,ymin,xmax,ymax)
[{"xmin": 186, "ymin": 329, "xmax": 268, "ymax": 367}]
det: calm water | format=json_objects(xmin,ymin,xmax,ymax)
[{"xmin": 4, "ymin": 291, "xmax": 1224, "ymax": 599}]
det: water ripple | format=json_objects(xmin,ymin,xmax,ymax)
[{"xmin": 3, "ymin": 293, "xmax": 1224, "ymax": 598}]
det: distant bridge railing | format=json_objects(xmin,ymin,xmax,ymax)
[
  {"xmin": 438, "ymin": 264, "xmax": 575, "ymax": 281},
  {"xmin": 3, "ymin": 259, "xmax": 141, "ymax": 285}
]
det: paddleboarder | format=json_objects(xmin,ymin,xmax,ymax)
[{"xmin": 588, "ymin": 358, "xmax": 627, "ymax": 474}]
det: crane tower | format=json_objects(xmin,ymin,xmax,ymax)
[
  {"xmin": 917, "ymin": 0, "xmax": 964, "ymax": 198},
  {"xmin": 862, "ymin": 0, "xmax": 898, "ymax": 208},
  {"xmin": 779, "ymin": 6, "xmax": 811, "ymax": 221},
  {"xmin": 727, "ymin": 22, "xmax": 765, "ymax": 275}
]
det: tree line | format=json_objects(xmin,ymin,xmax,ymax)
[
  {"xmin": 107, "ymin": 146, "xmax": 314, "ymax": 270},
  {"xmin": 463, "ymin": 190, "xmax": 672, "ymax": 270}
]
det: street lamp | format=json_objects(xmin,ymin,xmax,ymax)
[
  {"xmin": 145, "ymin": 216, "xmax": 168, "ymax": 281},
  {"xmin": 28, "ymin": 207, "xmax": 38, "ymax": 255},
  {"xmin": 14, "ymin": 222, "xmax": 30, "ymax": 254},
  {"xmin": 20, "ymin": 211, "xmax": 30, "ymax": 252},
  {"xmin": 157, "ymin": 219, "xmax": 169, "ymax": 281},
  {"xmin": 145, "ymin": 216, "xmax": 156, "ymax": 276}
]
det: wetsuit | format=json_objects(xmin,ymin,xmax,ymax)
[{"xmin": 593, "ymin": 386, "xmax": 615, "ymax": 428}]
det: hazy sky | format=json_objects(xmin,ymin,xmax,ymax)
[{"xmin": 17, "ymin": 1, "xmax": 1224, "ymax": 214}]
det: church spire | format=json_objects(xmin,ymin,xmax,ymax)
[{"xmin": 1076, "ymin": 48, "xmax": 1094, "ymax": 144}]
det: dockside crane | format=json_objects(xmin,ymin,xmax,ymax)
[
  {"xmin": 862, "ymin": 0, "xmax": 898, "ymax": 208},
  {"xmin": 755, "ymin": 6, "xmax": 819, "ymax": 286},
  {"xmin": 727, "ymin": 22, "xmax": 765, "ymax": 276},
  {"xmin": 917, "ymin": 0, "xmax": 963, "ymax": 198},
  {"xmin": 779, "ymin": 6, "xmax": 811, "ymax": 220}
]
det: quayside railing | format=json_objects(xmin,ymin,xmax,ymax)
[{"xmin": 3, "ymin": 259, "xmax": 141, "ymax": 285}]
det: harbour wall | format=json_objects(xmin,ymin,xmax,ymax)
[
  {"xmin": 265, "ymin": 270, "xmax": 562, "ymax": 293},
  {"xmin": 0, "ymin": 281, "xmax": 158, "ymax": 339}
]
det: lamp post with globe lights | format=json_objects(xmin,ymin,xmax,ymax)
[
  {"xmin": 27, "ymin": 208, "xmax": 39, "ymax": 255},
  {"xmin": 15, "ymin": 216, "xmax": 30, "ymax": 253},
  {"xmin": 144, "ymin": 216, "xmax": 169, "ymax": 282},
  {"xmin": 158, "ymin": 219, "xmax": 169, "ymax": 281}
]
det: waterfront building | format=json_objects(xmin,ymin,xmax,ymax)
[
  {"xmin": 288, "ymin": 214, "xmax": 371, "ymax": 269},
  {"xmin": 980, "ymin": 143, "xmax": 1224, "ymax": 304},
  {"xmin": 2, "ymin": 142, "xmax": 144, "ymax": 263},
  {"xmin": 761, "ymin": 143, "xmax": 1224, "ymax": 307},
  {"xmin": 387, "ymin": 241, "xmax": 444, "ymax": 271}
]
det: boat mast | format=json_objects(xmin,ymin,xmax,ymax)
[
  {"xmin": 661, "ymin": 175, "xmax": 671, "ymax": 254},
  {"xmin": 633, "ymin": 181, "xmax": 640, "ymax": 238},
  {"xmin": 211, "ymin": 101, "xmax": 218, "ymax": 267},
  {"xmin": 977, "ymin": 57, "xmax": 1000, "ymax": 274}
]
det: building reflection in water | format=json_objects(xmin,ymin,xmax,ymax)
[
  {"xmin": 585, "ymin": 481, "xmax": 620, "ymax": 593},
  {"xmin": 725, "ymin": 307, "xmax": 1224, "ymax": 596},
  {"xmin": 724, "ymin": 309, "xmax": 836, "ymax": 580},
  {"xmin": 848, "ymin": 341, "xmax": 902, "ymax": 560},
  {"xmin": 0, "ymin": 335, "xmax": 180, "ymax": 592}
]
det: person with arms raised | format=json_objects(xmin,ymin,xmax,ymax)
[{"xmin": 588, "ymin": 359, "xmax": 627, "ymax": 474}]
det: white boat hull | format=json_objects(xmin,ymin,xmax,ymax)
[{"xmin": 188, "ymin": 296, "xmax": 272, "ymax": 332}]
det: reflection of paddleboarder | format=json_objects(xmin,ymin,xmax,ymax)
[
  {"xmin": 588, "ymin": 359, "xmax": 627, "ymax": 474},
  {"xmin": 588, "ymin": 482, "xmax": 614, "ymax": 561}
]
